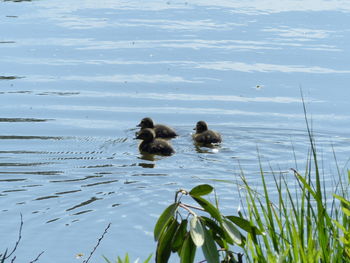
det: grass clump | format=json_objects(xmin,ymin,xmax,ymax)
[{"xmin": 238, "ymin": 102, "xmax": 350, "ymax": 262}]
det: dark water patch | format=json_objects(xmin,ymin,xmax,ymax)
[
  {"xmin": 34, "ymin": 195, "xmax": 59, "ymax": 201},
  {"xmin": 124, "ymin": 180, "xmax": 138, "ymax": 185},
  {"xmin": 0, "ymin": 150, "xmax": 46, "ymax": 154},
  {"xmin": 138, "ymin": 162, "xmax": 155, "ymax": 168},
  {"xmin": 71, "ymin": 209, "xmax": 93, "ymax": 216},
  {"xmin": 94, "ymin": 172, "xmax": 113, "ymax": 175},
  {"xmin": 5, "ymin": 16, "xmax": 17, "ymax": 18},
  {"xmin": 0, "ymin": 162, "xmax": 54, "ymax": 167},
  {"xmin": 132, "ymin": 173, "xmax": 168, "ymax": 177},
  {"xmin": 3, "ymin": 0, "xmax": 34, "ymax": 2},
  {"xmin": 2, "ymin": 189, "xmax": 26, "ymax": 193},
  {"xmin": 0, "ymin": 171, "xmax": 63, "ymax": 175},
  {"xmin": 66, "ymin": 197, "xmax": 101, "ymax": 212},
  {"xmin": 36, "ymin": 91, "xmax": 80, "ymax": 96},
  {"xmin": 50, "ymin": 175, "xmax": 102, "ymax": 183},
  {"xmin": 82, "ymin": 179, "xmax": 119, "ymax": 187},
  {"xmin": 0, "ymin": 118, "xmax": 50, "ymax": 122},
  {"xmin": 46, "ymin": 218, "xmax": 60, "ymax": 224},
  {"xmin": 52, "ymin": 156, "xmax": 103, "ymax": 160},
  {"xmin": 0, "ymin": 76, "xmax": 23, "ymax": 80},
  {"xmin": 0, "ymin": 135, "xmax": 63, "ymax": 140},
  {"xmin": 7, "ymin": 90, "xmax": 32, "ymax": 94},
  {"xmin": 0, "ymin": 178, "xmax": 26, "ymax": 182},
  {"xmin": 0, "ymin": 40, "xmax": 15, "ymax": 43},
  {"xmin": 81, "ymin": 164, "xmax": 113, "ymax": 169}
]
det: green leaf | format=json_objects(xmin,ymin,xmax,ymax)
[
  {"xmin": 189, "ymin": 184, "xmax": 214, "ymax": 197},
  {"xmin": 156, "ymin": 218, "xmax": 179, "ymax": 263},
  {"xmin": 154, "ymin": 203, "xmax": 178, "ymax": 241},
  {"xmin": 202, "ymin": 228, "xmax": 220, "ymax": 263},
  {"xmin": 124, "ymin": 253, "xmax": 130, "ymax": 263},
  {"xmin": 172, "ymin": 219, "xmax": 188, "ymax": 252},
  {"xmin": 225, "ymin": 215, "xmax": 263, "ymax": 235},
  {"xmin": 342, "ymin": 207, "xmax": 350, "ymax": 217},
  {"xmin": 190, "ymin": 216, "xmax": 205, "ymax": 247},
  {"xmin": 180, "ymin": 234, "xmax": 196, "ymax": 263},
  {"xmin": 192, "ymin": 196, "xmax": 222, "ymax": 223},
  {"xmin": 201, "ymin": 216, "xmax": 226, "ymax": 239},
  {"xmin": 334, "ymin": 194, "xmax": 350, "ymax": 207},
  {"xmin": 222, "ymin": 218, "xmax": 242, "ymax": 245},
  {"xmin": 102, "ymin": 255, "xmax": 112, "ymax": 263},
  {"xmin": 143, "ymin": 253, "xmax": 153, "ymax": 263}
]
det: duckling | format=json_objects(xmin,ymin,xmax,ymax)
[
  {"xmin": 193, "ymin": 121, "xmax": 222, "ymax": 144},
  {"xmin": 137, "ymin": 117, "xmax": 177, "ymax": 139},
  {"xmin": 136, "ymin": 128, "xmax": 175, "ymax": 156}
]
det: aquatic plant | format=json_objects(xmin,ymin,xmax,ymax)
[
  {"xmin": 102, "ymin": 253, "xmax": 152, "ymax": 263},
  {"xmin": 236, "ymin": 96, "xmax": 350, "ymax": 262}
]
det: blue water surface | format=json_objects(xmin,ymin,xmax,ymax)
[{"xmin": 1, "ymin": 1, "xmax": 350, "ymax": 262}]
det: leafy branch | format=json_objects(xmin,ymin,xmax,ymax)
[{"xmin": 154, "ymin": 184, "xmax": 264, "ymax": 263}]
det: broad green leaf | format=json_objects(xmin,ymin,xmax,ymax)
[
  {"xmin": 192, "ymin": 196, "xmax": 222, "ymax": 223},
  {"xmin": 222, "ymin": 218, "xmax": 242, "ymax": 245},
  {"xmin": 154, "ymin": 203, "xmax": 178, "ymax": 241},
  {"xmin": 172, "ymin": 219, "xmax": 188, "ymax": 252},
  {"xmin": 202, "ymin": 228, "xmax": 220, "ymax": 263},
  {"xmin": 189, "ymin": 184, "xmax": 213, "ymax": 197},
  {"xmin": 190, "ymin": 216, "xmax": 205, "ymax": 247},
  {"xmin": 201, "ymin": 216, "xmax": 225, "ymax": 238},
  {"xmin": 180, "ymin": 234, "xmax": 196, "ymax": 263},
  {"xmin": 156, "ymin": 218, "xmax": 179, "ymax": 263},
  {"xmin": 225, "ymin": 215, "xmax": 263, "ymax": 235}
]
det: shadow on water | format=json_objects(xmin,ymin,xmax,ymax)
[
  {"xmin": 0, "ymin": 135, "xmax": 63, "ymax": 140},
  {"xmin": 0, "ymin": 118, "xmax": 50, "ymax": 122},
  {"xmin": 0, "ymin": 76, "xmax": 23, "ymax": 80},
  {"xmin": 3, "ymin": 0, "xmax": 33, "ymax": 2},
  {"xmin": 0, "ymin": 41, "xmax": 16, "ymax": 43}
]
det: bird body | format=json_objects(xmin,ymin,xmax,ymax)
[
  {"xmin": 193, "ymin": 121, "xmax": 221, "ymax": 144},
  {"xmin": 137, "ymin": 117, "xmax": 177, "ymax": 139},
  {"xmin": 136, "ymin": 128, "xmax": 175, "ymax": 156}
]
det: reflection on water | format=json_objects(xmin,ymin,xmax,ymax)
[
  {"xmin": 0, "ymin": 118, "xmax": 49, "ymax": 122},
  {"xmin": 1, "ymin": 0, "xmax": 350, "ymax": 262},
  {"xmin": 0, "ymin": 76, "xmax": 22, "ymax": 80}
]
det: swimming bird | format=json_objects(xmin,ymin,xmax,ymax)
[
  {"xmin": 193, "ymin": 121, "xmax": 222, "ymax": 144},
  {"xmin": 136, "ymin": 128, "xmax": 175, "ymax": 156},
  {"xmin": 137, "ymin": 117, "xmax": 177, "ymax": 139}
]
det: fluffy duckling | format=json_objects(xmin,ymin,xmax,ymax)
[
  {"xmin": 137, "ymin": 117, "xmax": 177, "ymax": 139},
  {"xmin": 136, "ymin": 128, "xmax": 175, "ymax": 156},
  {"xmin": 193, "ymin": 121, "xmax": 222, "ymax": 144}
]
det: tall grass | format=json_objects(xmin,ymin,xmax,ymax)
[{"xmin": 239, "ymin": 102, "xmax": 350, "ymax": 262}]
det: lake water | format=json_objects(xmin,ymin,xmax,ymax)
[{"xmin": 1, "ymin": 0, "xmax": 350, "ymax": 262}]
